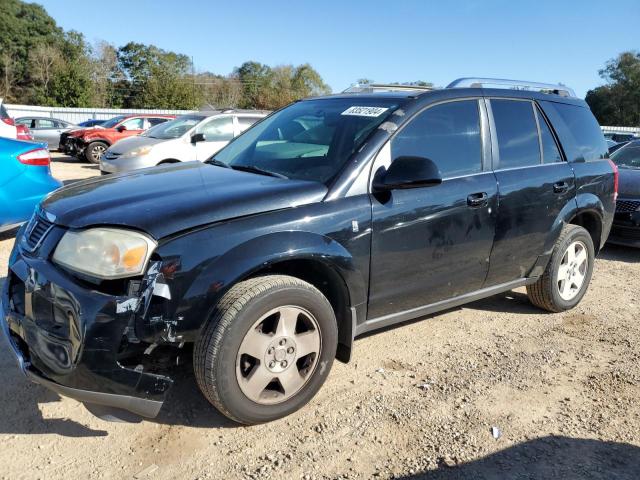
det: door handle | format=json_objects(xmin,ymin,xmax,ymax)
[
  {"xmin": 467, "ymin": 192, "xmax": 488, "ymax": 207},
  {"xmin": 553, "ymin": 181, "xmax": 570, "ymax": 193}
]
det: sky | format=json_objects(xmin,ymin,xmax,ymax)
[{"xmin": 36, "ymin": 0, "xmax": 640, "ymax": 98}]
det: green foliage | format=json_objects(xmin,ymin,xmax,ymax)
[
  {"xmin": 586, "ymin": 51, "xmax": 640, "ymax": 127},
  {"xmin": 0, "ymin": 1, "xmax": 332, "ymax": 110}
]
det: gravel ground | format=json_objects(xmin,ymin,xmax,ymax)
[{"xmin": 1, "ymin": 154, "xmax": 639, "ymax": 480}]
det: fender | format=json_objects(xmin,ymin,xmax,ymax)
[
  {"xmin": 529, "ymin": 192, "xmax": 604, "ymax": 278},
  {"xmin": 154, "ymin": 230, "xmax": 368, "ymax": 343}
]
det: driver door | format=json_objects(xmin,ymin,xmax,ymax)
[
  {"xmin": 194, "ymin": 116, "xmax": 235, "ymax": 160},
  {"xmin": 367, "ymin": 99, "xmax": 498, "ymax": 321}
]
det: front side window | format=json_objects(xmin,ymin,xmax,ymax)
[
  {"xmin": 491, "ymin": 99, "xmax": 540, "ymax": 169},
  {"xmin": 148, "ymin": 117, "xmax": 169, "ymax": 127},
  {"xmin": 120, "ymin": 117, "xmax": 144, "ymax": 130},
  {"xmin": 197, "ymin": 117, "xmax": 234, "ymax": 142},
  {"xmin": 16, "ymin": 118, "xmax": 33, "ymax": 127},
  {"xmin": 391, "ymin": 100, "xmax": 482, "ymax": 178},
  {"xmin": 212, "ymin": 98, "xmax": 400, "ymax": 184},
  {"xmin": 539, "ymin": 101, "xmax": 608, "ymax": 162}
]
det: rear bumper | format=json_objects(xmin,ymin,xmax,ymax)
[{"xmin": 1, "ymin": 241, "xmax": 173, "ymax": 418}]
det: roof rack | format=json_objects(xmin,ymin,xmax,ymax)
[
  {"xmin": 446, "ymin": 78, "xmax": 576, "ymax": 98},
  {"xmin": 343, "ymin": 83, "xmax": 434, "ymax": 94}
]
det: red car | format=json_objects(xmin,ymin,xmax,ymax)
[{"xmin": 66, "ymin": 114, "xmax": 175, "ymax": 163}]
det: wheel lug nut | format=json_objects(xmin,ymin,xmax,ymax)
[
  {"xmin": 267, "ymin": 348, "xmax": 274, "ymax": 355},
  {"xmin": 281, "ymin": 360, "xmax": 288, "ymax": 368},
  {"xmin": 287, "ymin": 347, "xmax": 294, "ymax": 354},
  {"xmin": 269, "ymin": 361, "xmax": 276, "ymax": 368},
  {"xmin": 279, "ymin": 339, "xmax": 286, "ymax": 346}
]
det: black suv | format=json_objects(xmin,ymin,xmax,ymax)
[{"xmin": 2, "ymin": 78, "xmax": 616, "ymax": 425}]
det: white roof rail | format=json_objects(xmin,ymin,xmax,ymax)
[
  {"xmin": 343, "ymin": 83, "xmax": 433, "ymax": 94},
  {"xmin": 447, "ymin": 78, "xmax": 576, "ymax": 98}
]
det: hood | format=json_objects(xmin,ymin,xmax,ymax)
[
  {"xmin": 68, "ymin": 126, "xmax": 102, "ymax": 136},
  {"xmin": 618, "ymin": 167, "xmax": 640, "ymax": 198},
  {"xmin": 109, "ymin": 135, "xmax": 166, "ymax": 154},
  {"xmin": 42, "ymin": 162, "xmax": 328, "ymax": 239}
]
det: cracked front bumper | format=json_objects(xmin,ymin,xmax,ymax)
[{"xmin": 1, "ymin": 245, "xmax": 173, "ymax": 418}]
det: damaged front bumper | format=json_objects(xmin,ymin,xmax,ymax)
[{"xmin": 1, "ymin": 243, "xmax": 174, "ymax": 418}]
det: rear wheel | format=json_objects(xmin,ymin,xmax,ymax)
[
  {"xmin": 527, "ymin": 224, "xmax": 595, "ymax": 312},
  {"xmin": 194, "ymin": 275, "xmax": 337, "ymax": 424},
  {"xmin": 85, "ymin": 141, "xmax": 108, "ymax": 163}
]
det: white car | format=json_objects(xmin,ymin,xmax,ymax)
[
  {"xmin": 100, "ymin": 110, "xmax": 268, "ymax": 174},
  {"xmin": 0, "ymin": 99, "xmax": 17, "ymax": 140}
]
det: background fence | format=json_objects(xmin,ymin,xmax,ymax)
[
  {"xmin": 5, "ymin": 104, "xmax": 196, "ymax": 124},
  {"xmin": 601, "ymin": 125, "xmax": 640, "ymax": 135}
]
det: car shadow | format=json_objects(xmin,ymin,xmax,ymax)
[
  {"xmin": 0, "ymin": 227, "xmax": 19, "ymax": 242},
  {"xmin": 599, "ymin": 243, "xmax": 639, "ymax": 262},
  {"xmin": 395, "ymin": 436, "xmax": 640, "ymax": 480}
]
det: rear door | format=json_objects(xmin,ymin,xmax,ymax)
[
  {"xmin": 33, "ymin": 118, "xmax": 62, "ymax": 148},
  {"xmin": 194, "ymin": 116, "xmax": 235, "ymax": 160},
  {"xmin": 367, "ymin": 98, "xmax": 498, "ymax": 320},
  {"xmin": 484, "ymin": 98, "xmax": 576, "ymax": 286}
]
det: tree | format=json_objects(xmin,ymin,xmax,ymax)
[{"xmin": 586, "ymin": 51, "xmax": 640, "ymax": 127}]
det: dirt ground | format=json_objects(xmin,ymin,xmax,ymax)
[{"xmin": 1, "ymin": 154, "xmax": 639, "ymax": 480}]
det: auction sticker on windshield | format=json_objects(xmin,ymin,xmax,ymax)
[{"xmin": 341, "ymin": 106, "xmax": 389, "ymax": 117}]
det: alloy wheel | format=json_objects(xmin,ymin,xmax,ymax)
[{"xmin": 557, "ymin": 240, "xmax": 588, "ymax": 301}]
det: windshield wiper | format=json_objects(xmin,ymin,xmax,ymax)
[
  {"xmin": 230, "ymin": 165, "xmax": 289, "ymax": 179},
  {"xmin": 204, "ymin": 158, "xmax": 230, "ymax": 168}
]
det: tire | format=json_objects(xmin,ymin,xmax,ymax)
[
  {"xmin": 85, "ymin": 141, "xmax": 108, "ymax": 164},
  {"xmin": 194, "ymin": 275, "xmax": 338, "ymax": 425},
  {"xmin": 527, "ymin": 224, "xmax": 595, "ymax": 312}
]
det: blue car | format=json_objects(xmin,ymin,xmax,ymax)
[{"xmin": 0, "ymin": 137, "xmax": 62, "ymax": 232}]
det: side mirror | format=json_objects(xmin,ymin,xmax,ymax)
[
  {"xmin": 373, "ymin": 156, "xmax": 442, "ymax": 191},
  {"xmin": 116, "ymin": 125, "xmax": 126, "ymax": 132},
  {"xmin": 191, "ymin": 133, "xmax": 206, "ymax": 143}
]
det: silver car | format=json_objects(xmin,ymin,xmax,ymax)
[
  {"xmin": 100, "ymin": 110, "xmax": 268, "ymax": 174},
  {"xmin": 15, "ymin": 116, "xmax": 76, "ymax": 150}
]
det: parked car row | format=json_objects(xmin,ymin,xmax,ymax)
[{"xmin": 1, "ymin": 78, "xmax": 623, "ymax": 426}]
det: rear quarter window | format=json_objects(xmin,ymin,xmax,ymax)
[{"xmin": 539, "ymin": 101, "xmax": 608, "ymax": 162}]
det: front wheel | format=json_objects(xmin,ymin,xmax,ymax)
[
  {"xmin": 85, "ymin": 141, "xmax": 108, "ymax": 163},
  {"xmin": 194, "ymin": 275, "xmax": 338, "ymax": 424},
  {"xmin": 527, "ymin": 224, "xmax": 595, "ymax": 312}
]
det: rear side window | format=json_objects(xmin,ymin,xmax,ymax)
[
  {"xmin": 539, "ymin": 101, "xmax": 608, "ymax": 162},
  {"xmin": 491, "ymin": 99, "xmax": 540, "ymax": 169},
  {"xmin": 36, "ymin": 119, "xmax": 55, "ymax": 129},
  {"xmin": 237, "ymin": 116, "xmax": 262, "ymax": 133},
  {"xmin": 0, "ymin": 103, "xmax": 10, "ymax": 120},
  {"xmin": 149, "ymin": 117, "xmax": 169, "ymax": 126},
  {"xmin": 391, "ymin": 100, "xmax": 482, "ymax": 178},
  {"xmin": 535, "ymin": 107, "xmax": 563, "ymax": 163}
]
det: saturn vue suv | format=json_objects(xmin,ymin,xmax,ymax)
[{"xmin": 2, "ymin": 78, "xmax": 616, "ymax": 425}]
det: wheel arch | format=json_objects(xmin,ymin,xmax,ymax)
[{"xmin": 168, "ymin": 231, "xmax": 367, "ymax": 363}]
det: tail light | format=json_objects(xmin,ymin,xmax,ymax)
[
  {"xmin": 1, "ymin": 117, "xmax": 15, "ymax": 126},
  {"xmin": 16, "ymin": 124, "xmax": 33, "ymax": 141},
  {"xmin": 608, "ymin": 159, "xmax": 619, "ymax": 201},
  {"xmin": 17, "ymin": 148, "xmax": 50, "ymax": 166}
]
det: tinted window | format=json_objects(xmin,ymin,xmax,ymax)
[
  {"xmin": 491, "ymin": 99, "xmax": 540, "ymax": 169},
  {"xmin": 539, "ymin": 101, "xmax": 608, "ymax": 162},
  {"xmin": 149, "ymin": 117, "xmax": 169, "ymax": 126},
  {"xmin": 391, "ymin": 100, "xmax": 482, "ymax": 178},
  {"xmin": 198, "ymin": 117, "xmax": 234, "ymax": 142},
  {"xmin": 611, "ymin": 142, "xmax": 640, "ymax": 169},
  {"xmin": 536, "ymin": 107, "xmax": 563, "ymax": 163},
  {"xmin": 238, "ymin": 116, "xmax": 262, "ymax": 132}
]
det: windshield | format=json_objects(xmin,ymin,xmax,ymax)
[
  {"xmin": 611, "ymin": 143, "xmax": 640, "ymax": 169},
  {"xmin": 145, "ymin": 115, "xmax": 205, "ymax": 139},
  {"xmin": 210, "ymin": 98, "xmax": 400, "ymax": 184},
  {"xmin": 101, "ymin": 116, "xmax": 126, "ymax": 128}
]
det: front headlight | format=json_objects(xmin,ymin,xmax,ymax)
[
  {"xmin": 121, "ymin": 145, "xmax": 153, "ymax": 159},
  {"xmin": 52, "ymin": 228, "xmax": 157, "ymax": 279}
]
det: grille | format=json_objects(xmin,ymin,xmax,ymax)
[
  {"xmin": 611, "ymin": 225, "xmax": 640, "ymax": 241},
  {"xmin": 23, "ymin": 214, "xmax": 54, "ymax": 251},
  {"xmin": 616, "ymin": 199, "xmax": 640, "ymax": 213}
]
